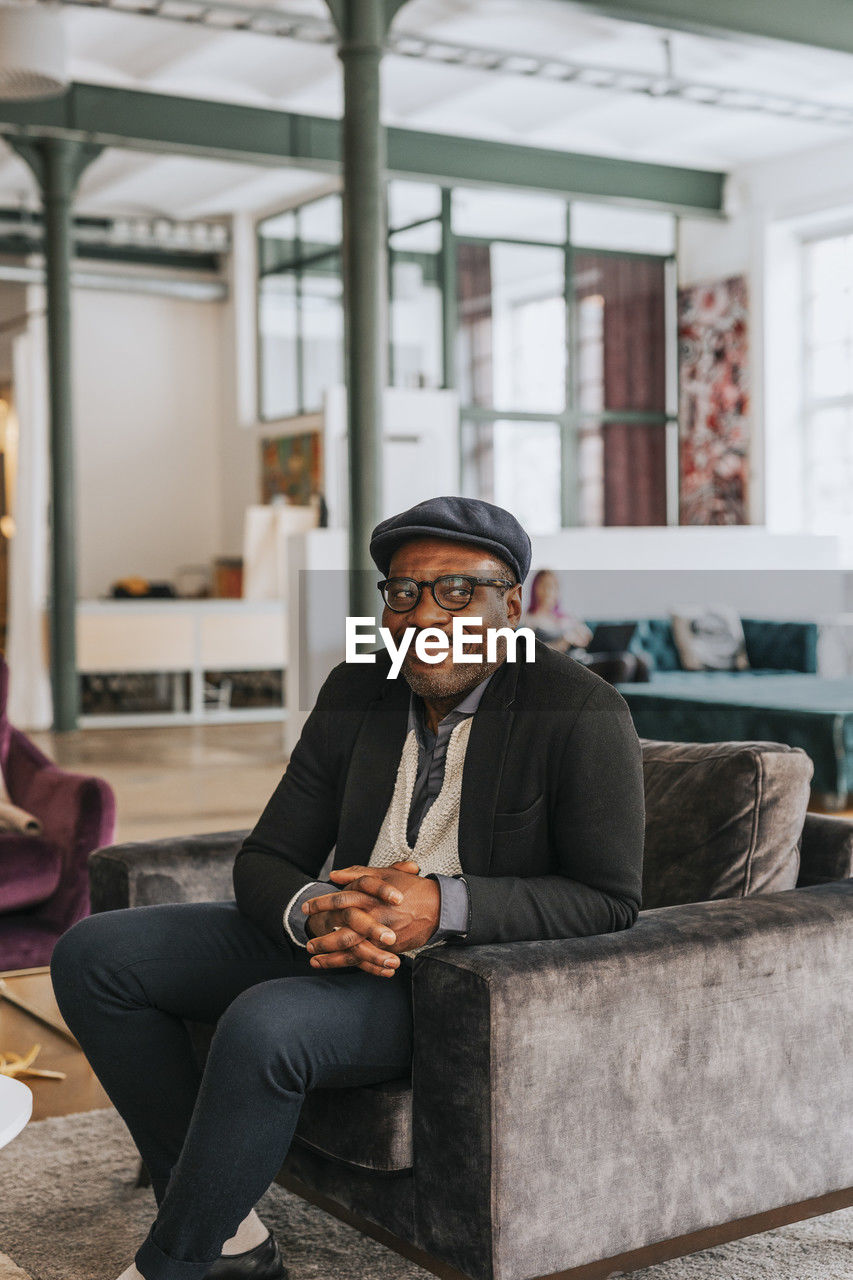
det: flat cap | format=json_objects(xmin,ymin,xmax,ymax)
[{"xmin": 369, "ymin": 495, "xmax": 532, "ymax": 584}]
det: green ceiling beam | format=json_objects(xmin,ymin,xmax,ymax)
[
  {"xmin": 384, "ymin": 128, "xmax": 723, "ymax": 215},
  {"xmin": 0, "ymin": 83, "xmax": 725, "ymax": 216},
  {"xmin": 563, "ymin": 0, "xmax": 853, "ymax": 56}
]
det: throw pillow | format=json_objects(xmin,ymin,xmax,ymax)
[
  {"xmin": 641, "ymin": 739, "xmax": 812, "ymax": 910},
  {"xmin": 670, "ymin": 604, "xmax": 750, "ymax": 671}
]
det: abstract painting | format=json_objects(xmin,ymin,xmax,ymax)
[
  {"xmin": 260, "ymin": 430, "xmax": 322, "ymax": 506},
  {"xmin": 678, "ymin": 275, "xmax": 749, "ymax": 524}
]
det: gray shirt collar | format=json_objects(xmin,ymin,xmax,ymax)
[{"xmin": 407, "ymin": 668, "xmax": 497, "ymax": 741}]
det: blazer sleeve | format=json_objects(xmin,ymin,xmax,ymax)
[
  {"xmin": 232, "ymin": 666, "xmax": 344, "ymax": 947},
  {"xmin": 462, "ymin": 679, "xmax": 645, "ymax": 946}
]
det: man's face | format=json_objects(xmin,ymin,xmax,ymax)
[{"xmin": 382, "ymin": 536, "xmax": 522, "ymax": 699}]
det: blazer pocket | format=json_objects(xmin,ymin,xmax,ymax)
[{"xmin": 492, "ymin": 793, "xmax": 545, "ymax": 833}]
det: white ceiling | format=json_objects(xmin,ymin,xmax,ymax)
[{"xmin": 3, "ymin": 0, "xmax": 853, "ymax": 221}]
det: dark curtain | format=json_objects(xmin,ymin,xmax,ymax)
[
  {"xmin": 457, "ymin": 242, "xmax": 496, "ymax": 499},
  {"xmin": 457, "ymin": 241, "xmax": 494, "ymax": 408}
]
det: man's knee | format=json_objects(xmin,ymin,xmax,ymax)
[
  {"xmin": 49, "ymin": 911, "xmax": 142, "ymax": 998},
  {"xmin": 50, "ymin": 911, "xmax": 126, "ymax": 1000}
]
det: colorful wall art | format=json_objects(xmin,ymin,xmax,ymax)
[
  {"xmin": 260, "ymin": 430, "xmax": 322, "ymax": 507},
  {"xmin": 678, "ymin": 276, "xmax": 749, "ymax": 524}
]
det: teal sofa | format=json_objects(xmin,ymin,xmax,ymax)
[
  {"xmin": 589, "ymin": 617, "xmax": 849, "ymax": 797},
  {"xmin": 619, "ymin": 674, "xmax": 853, "ymax": 802},
  {"xmin": 615, "ymin": 617, "xmax": 819, "ymax": 676}
]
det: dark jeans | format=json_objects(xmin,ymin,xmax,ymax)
[{"xmin": 50, "ymin": 901, "xmax": 414, "ymax": 1280}]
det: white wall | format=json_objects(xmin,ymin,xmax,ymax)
[
  {"xmin": 71, "ymin": 214, "xmax": 298, "ymax": 597},
  {"xmin": 678, "ymin": 206, "xmax": 752, "ymax": 289},
  {"xmin": 73, "ymin": 286, "xmax": 232, "ymax": 599}
]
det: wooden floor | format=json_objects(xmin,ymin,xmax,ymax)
[
  {"xmin": 0, "ymin": 967, "xmax": 110, "ymax": 1121},
  {"xmin": 29, "ymin": 720, "xmax": 288, "ymax": 843},
  {"xmin": 2, "ymin": 722, "xmax": 289, "ymax": 1121}
]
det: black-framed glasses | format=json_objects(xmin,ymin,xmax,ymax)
[{"xmin": 377, "ymin": 574, "xmax": 514, "ymax": 613}]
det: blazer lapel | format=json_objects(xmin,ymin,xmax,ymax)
[
  {"xmin": 335, "ymin": 669, "xmax": 410, "ymax": 866},
  {"xmin": 458, "ymin": 656, "xmax": 519, "ymax": 878},
  {"xmin": 335, "ymin": 652, "xmax": 522, "ymax": 875}
]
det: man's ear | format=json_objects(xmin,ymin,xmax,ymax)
[{"xmin": 506, "ymin": 583, "xmax": 523, "ymax": 625}]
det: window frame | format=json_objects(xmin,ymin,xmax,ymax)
[
  {"xmin": 800, "ymin": 225, "xmax": 853, "ymax": 547},
  {"xmin": 256, "ymin": 186, "xmax": 681, "ymax": 527}
]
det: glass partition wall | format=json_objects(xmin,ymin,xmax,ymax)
[{"xmin": 257, "ymin": 182, "xmax": 677, "ymax": 532}]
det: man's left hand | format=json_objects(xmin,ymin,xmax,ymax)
[{"xmin": 303, "ymin": 862, "xmax": 440, "ymax": 967}]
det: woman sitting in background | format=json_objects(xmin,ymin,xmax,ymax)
[
  {"xmin": 522, "ymin": 569, "xmax": 593, "ymax": 653},
  {"xmin": 522, "ymin": 569, "xmax": 650, "ymax": 684}
]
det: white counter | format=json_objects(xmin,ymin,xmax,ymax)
[{"xmin": 77, "ymin": 599, "xmax": 287, "ymax": 726}]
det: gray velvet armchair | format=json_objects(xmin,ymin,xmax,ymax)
[{"xmin": 87, "ymin": 738, "xmax": 853, "ymax": 1280}]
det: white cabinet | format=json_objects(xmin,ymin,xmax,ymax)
[{"xmin": 77, "ymin": 600, "xmax": 287, "ymax": 727}]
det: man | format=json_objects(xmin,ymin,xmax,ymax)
[{"xmin": 50, "ymin": 496, "xmax": 645, "ymax": 1280}]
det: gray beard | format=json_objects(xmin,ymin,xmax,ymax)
[{"xmin": 401, "ymin": 643, "xmax": 506, "ymax": 701}]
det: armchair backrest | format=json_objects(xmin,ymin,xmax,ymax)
[{"xmin": 640, "ymin": 737, "xmax": 813, "ymax": 910}]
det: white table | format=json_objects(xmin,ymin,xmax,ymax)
[{"xmin": 0, "ymin": 1074, "xmax": 32, "ymax": 1147}]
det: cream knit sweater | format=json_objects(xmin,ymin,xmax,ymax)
[{"xmin": 368, "ymin": 716, "xmax": 474, "ymax": 956}]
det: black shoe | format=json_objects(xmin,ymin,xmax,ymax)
[{"xmin": 203, "ymin": 1231, "xmax": 288, "ymax": 1280}]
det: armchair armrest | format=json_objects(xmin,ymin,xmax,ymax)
[
  {"xmin": 23, "ymin": 764, "xmax": 115, "ymax": 856},
  {"xmin": 411, "ymin": 882, "xmax": 853, "ymax": 1280},
  {"xmin": 4, "ymin": 725, "xmax": 55, "ymax": 801},
  {"xmin": 7, "ymin": 725, "xmax": 116, "ymax": 855},
  {"xmin": 88, "ymin": 830, "xmax": 248, "ymax": 913},
  {"xmin": 798, "ymin": 812, "xmax": 853, "ymax": 885}
]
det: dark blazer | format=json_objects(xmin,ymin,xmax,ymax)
[{"xmin": 233, "ymin": 640, "xmax": 645, "ymax": 949}]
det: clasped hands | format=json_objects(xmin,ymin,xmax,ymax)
[{"xmin": 301, "ymin": 859, "xmax": 440, "ymax": 977}]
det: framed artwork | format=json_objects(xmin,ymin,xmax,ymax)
[
  {"xmin": 678, "ymin": 275, "xmax": 749, "ymax": 525},
  {"xmin": 260, "ymin": 429, "xmax": 323, "ymax": 506}
]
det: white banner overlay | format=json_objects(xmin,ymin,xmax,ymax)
[{"xmin": 345, "ymin": 617, "xmax": 537, "ymax": 677}]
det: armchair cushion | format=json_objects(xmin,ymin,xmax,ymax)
[
  {"xmin": 0, "ymin": 836, "xmax": 62, "ymax": 913},
  {"xmin": 294, "ymin": 1079, "xmax": 413, "ymax": 1174},
  {"xmin": 641, "ymin": 739, "xmax": 812, "ymax": 909}
]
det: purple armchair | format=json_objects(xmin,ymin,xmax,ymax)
[{"xmin": 0, "ymin": 659, "xmax": 116, "ymax": 970}]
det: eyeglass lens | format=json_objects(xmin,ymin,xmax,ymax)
[{"xmin": 382, "ymin": 576, "xmax": 475, "ymax": 611}]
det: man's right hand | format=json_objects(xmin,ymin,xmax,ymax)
[{"xmin": 303, "ymin": 860, "xmax": 419, "ymax": 978}]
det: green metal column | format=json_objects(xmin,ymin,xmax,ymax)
[
  {"xmin": 327, "ymin": 0, "xmax": 406, "ymax": 618},
  {"xmin": 10, "ymin": 136, "xmax": 100, "ymax": 732},
  {"xmin": 439, "ymin": 186, "xmax": 456, "ymax": 392}
]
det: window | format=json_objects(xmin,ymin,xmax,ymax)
[
  {"xmin": 461, "ymin": 418, "xmax": 562, "ymax": 536},
  {"xmin": 802, "ymin": 232, "xmax": 853, "ymax": 558},
  {"xmin": 256, "ymin": 185, "xmax": 679, "ymax": 530},
  {"xmin": 389, "ymin": 214, "xmax": 443, "ymax": 391},
  {"xmin": 572, "ymin": 251, "xmax": 670, "ymax": 526},
  {"xmin": 257, "ymin": 196, "xmax": 343, "ymax": 420},
  {"xmin": 457, "ymin": 241, "xmax": 566, "ymax": 414},
  {"xmin": 455, "ymin": 197, "xmax": 675, "ymax": 531}
]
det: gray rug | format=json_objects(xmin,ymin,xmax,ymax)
[{"xmin": 0, "ymin": 1108, "xmax": 851, "ymax": 1280}]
